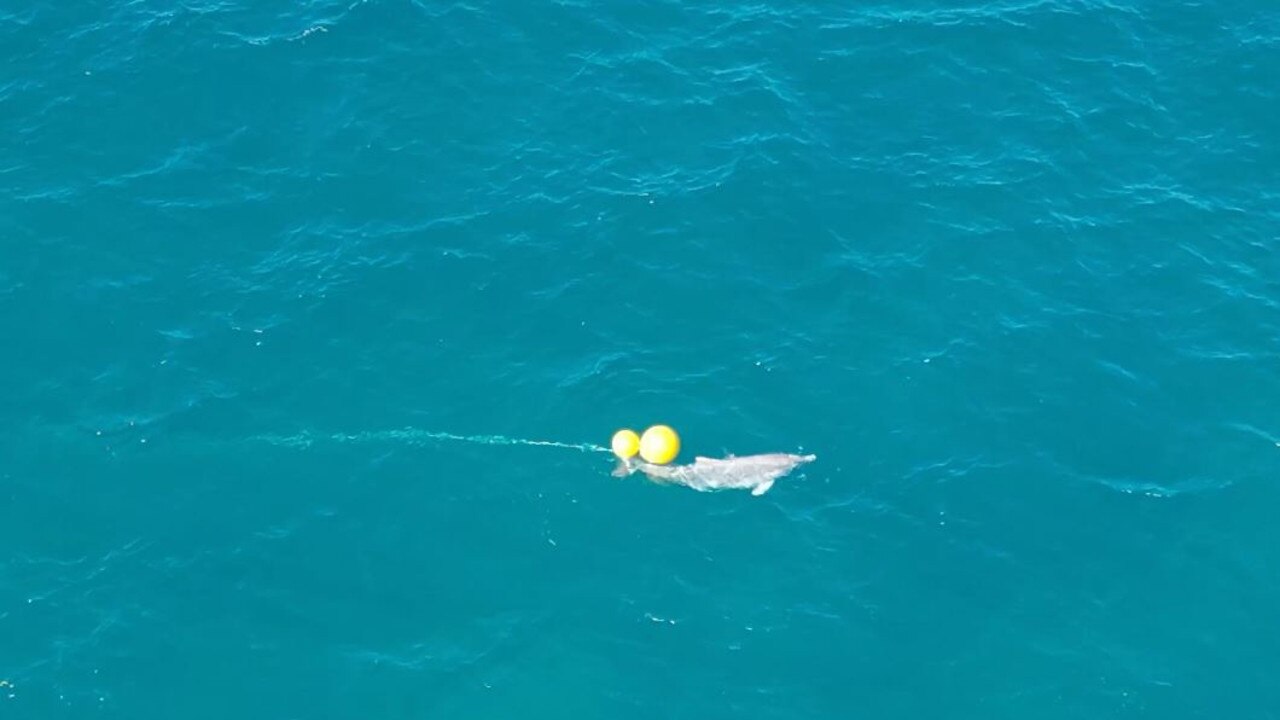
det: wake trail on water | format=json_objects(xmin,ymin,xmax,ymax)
[{"xmin": 255, "ymin": 427, "xmax": 611, "ymax": 454}]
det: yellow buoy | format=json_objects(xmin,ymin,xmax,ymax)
[
  {"xmin": 611, "ymin": 429, "xmax": 641, "ymax": 460},
  {"xmin": 639, "ymin": 424, "xmax": 680, "ymax": 465}
]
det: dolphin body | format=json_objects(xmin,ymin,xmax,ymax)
[{"xmin": 614, "ymin": 453, "xmax": 816, "ymax": 496}]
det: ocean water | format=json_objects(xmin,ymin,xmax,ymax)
[{"xmin": 2, "ymin": 0, "xmax": 1278, "ymax": 717}]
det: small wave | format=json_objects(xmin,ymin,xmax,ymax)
[{"xmin": 1083, "ymin": 473, "xmax": 1226, "ymax": 498}]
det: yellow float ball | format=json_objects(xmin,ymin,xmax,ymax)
[
  {"xmin": 611, "ymin": 429, "xmax": 640, "ymax": 460},
  {"xmin": 639, "ymin": 424, "xmax": 680, "ymax": 465}
]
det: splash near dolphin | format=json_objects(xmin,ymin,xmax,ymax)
[{"xmin": 611, "ymin": 425, "xmax": 814, "ymax": 496}]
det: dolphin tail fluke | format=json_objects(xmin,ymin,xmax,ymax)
[{"xmin": 611, "ymin": 459, "xmax": 633, "ymax": 478}]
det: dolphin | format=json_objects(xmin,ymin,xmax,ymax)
[{"xmin": 613, "ymin": 453, "xmax": 816, "ymax": 496}]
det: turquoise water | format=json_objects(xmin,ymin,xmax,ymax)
[{"xmin": 3, "ymin": 1, "xmax": 1279, "ymax": 716}]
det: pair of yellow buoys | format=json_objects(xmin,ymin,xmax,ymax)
[{"xmin": 611, "ymin": 425, "xmax": 680, "ymax": 465}]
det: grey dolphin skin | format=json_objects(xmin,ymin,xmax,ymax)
[{"xmin": 614, "ymin": 453, "xmax": 816, "ymax": 496}]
